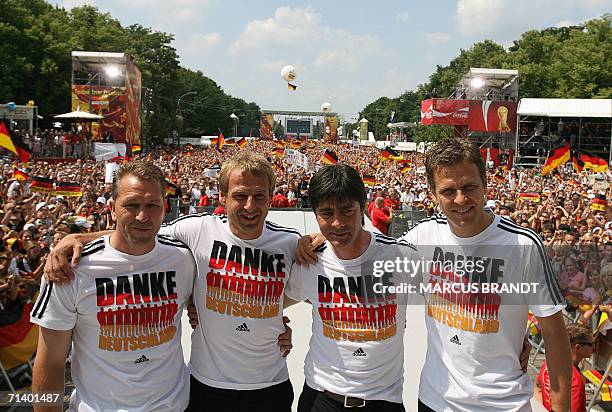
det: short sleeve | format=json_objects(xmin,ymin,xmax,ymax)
[
  {"xmin": 523, "ymin": 241, "xmax": 566, "ymax": 317},
  {"xmin": 30, "ymin": 277, "xmax": 77, "ymax": 331},
  {"xmin": 159, "ymin": 214, "xmax": 205, "ymax": 250},
  {"xmin": 284, "ymin": 262, "xmax": 306, "ymax": 302}
]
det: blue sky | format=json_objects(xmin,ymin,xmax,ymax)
[{"xmin": 58, "ymin": 0, "xmax": 610, "ymax": 121}]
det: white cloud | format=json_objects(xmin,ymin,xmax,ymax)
[
  {"xmin": 58, "ymin": 0, "xmax": 209, "ymax": 30},
  {"xmin": 229, "ymin": 6, "xmax": 322, "ymax": 53},
  {"xmin": 175, "ymin": 32, "xmax": 221, "ymax": 64},
  {"xmin": 419, "ymin": 31, "xmax": 451, "ymax": 44},
  {"xmin": 555, "ymin": 20, "xmax": 575, "ymax": 27},
  {"xmin": 455, "ymin": 0, "xmax": 609, "ymax": 39},
  {"xmin": 396, "ymin": 12, "xmax": 411, "ymax": 24}
]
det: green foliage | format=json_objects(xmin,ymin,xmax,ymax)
[{"xmin": 0, "ymin": 1, "xmax": 259, "ymax": 145}]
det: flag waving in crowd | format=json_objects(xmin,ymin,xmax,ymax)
[
  {"xmin": 321, "ymin": 149, "xmax": 338, "ymax": 165},
  {"xmin": 542, "ymin": 144, "xmax": 570, "ymax": 175},
  {"xmin": 0, "ymin": 121, "xmax": 31, "ymax": 162}
]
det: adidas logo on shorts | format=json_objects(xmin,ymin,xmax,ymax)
[
  {"xmin": 236, "ymin": 323, "xmax": 250, "ymax": 332},
  {"xmin": 134, "ymin": 355, "xmax": 150, "ymax": 364},
  {"xmin": 353, "ymin": 348, "xmax": 366, "ymax": 357},
  {"xmin": 450, "ymin": 335, "xmax": 461, "ymax": 345}
]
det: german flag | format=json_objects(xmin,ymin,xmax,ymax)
[
  {"xmin": 400, "ymin": 163, "xmax": 412, "ymax": 174},
  {"xmin": 237, "ymin": 137, "xmax": 247, "ymax": 148},
  {"xmin": 291, "ymin": 141, "xmax": 302, "ymax": 149},
  {"xmin": 13, "ymin": 169, "xmax": 29, "ymax": 181},
  {"xmin": 272, "ymin": 147, "xmax": 284, "ymax": 158},
  {"xmin": 0, "ymin": 122, "xmax": 31, "ymax": 162},
  {"xmin": 321, "ymin": 149, "xmax": 338, "ymax": 165},
  {"xmin": 30, "ymin": 176, "xmax": 54, "ymax": 193},
  {"xmin": 275, "ymin": 140, "xmax": 286, "ymax": 149},
  {"xmin": 591, "ymin": 194, "xmax": 607, "ymax": 211},
  {"xmin": 579, "ymin": 152, "xmax": 608, "ymax": 173},
  {"xmin": 492, "ymin": 174, "xmax": 505, "ymax": 185},
  {"xmin": 131, "ymin": 144, "xmax": 141, "ymax": 154},
  {"xmin": 542, "ymin": 144, "xmax": 570, "ymax": 175},
  {"xmin": 381, "ymin": 146, "xmax": 403, "ymax": 162},
  {"xmin": 572, "ymin": 151, "xmax": 584, "ymax": 172},
  {"xmin": 54, "ymin": 181, "xmax": 82, "ymax": 197},
  {"xmin": 583, "ymin": 369, "xmax": 612, "ymax": 402},
  {"xmin": 0, "ymin": 301, "xmax": 39, "ymax": 371},
  {"xmin": 362, "ymin": 174, "xmax": 378, "ymax": 186},
  {"xmin": 518, "ymin": 192, "xmax": 541, "ymax": 203},
  {"xmin": 225, "ymin": 138, "xmax": 236, "ymax": 146},
  {"xmin": 216, "ymin": 131, "xmax": 225, "ymax": 152},
  {"xmin": 165, "ymin": 181, "xmax": 178, "ymax": 197},
  {"xmin": 211, "ymin": 137, "xmax": 218, "ymax": 146},
  {"xmin": 0, "ymin": 122, "xmax": 18, "ymax": 157}
]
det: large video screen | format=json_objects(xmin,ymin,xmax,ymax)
[{"xmin": 286, "ymin": 119, "xmax": 311, "ymax": 135}]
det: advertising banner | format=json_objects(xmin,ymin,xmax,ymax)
[
  {"xmin": 420, "ymin": 99, "xmax": 469, "ymax": 126},
  {"xmin": 259, "ymin": 114, "xmax": 274, "ymax": 139},
  {"xmin": 468, "ymin": 101, "xmax": 517, "ymax": 133}
]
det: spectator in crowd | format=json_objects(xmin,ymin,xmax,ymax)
[
  {"xmin": 535, "ymin": 323, "xmax": 593, "ymax": 412},
  {"xmin": 370, "ymin": 196, "xmax": 393, "ymax": 235}
]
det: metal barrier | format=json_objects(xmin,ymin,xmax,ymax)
[
  {"xmin": 389, "ymin": 209, "xmax": 428, "ymax": 238},
  {"xmin": 166, "ymin": 204, "xmax": 427, "ymax": 239}
]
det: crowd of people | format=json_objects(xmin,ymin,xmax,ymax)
[{"xmin": 0, "ymin": 137, "xmax": 611, "ymax": 408}]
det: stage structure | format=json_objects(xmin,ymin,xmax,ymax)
[
  {"xmin": 71, "ymin": 51, "xmax": 141, "ymax": 145},
  {"xmin": 0, "ymin": 103, "xmax": 37, "ymax": 134},
  {"xmin": 420, "ymin": 67, "xmax": 519, "ymax": 168},
  {"xmin": 260, "ymin": 110, "xmax": 339, "ymax": 142},
  {"xmin": 516, "ymin": 98, "xmax": 612, "ymax": 166}
]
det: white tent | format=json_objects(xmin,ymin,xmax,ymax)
[
  {"xmin": 54, "ymin": 109, "xmax": 104, "ymax": 121},
  {"xmin": 517, "ymin": 98, "xmax": 612, "ymax": 118}
]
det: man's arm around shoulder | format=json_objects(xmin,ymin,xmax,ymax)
[
  {"xmin": 32, "ymin": 327, "xmax": 72, "ymax": 412},
  {"xmin": 537, "ymin": 311, "xmax": 572, "ymax": 412}
]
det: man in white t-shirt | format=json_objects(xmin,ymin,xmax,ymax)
[
  {"xmin": 44, "ymin": 152, "xmax": 295, "ymax": 412},
  {"xmin": 298, "ymin": 140, "xmax": 572, "ymax": 411},
  {"xmin": 286, "ymin": 164, "xmax": 418, "ymax": 411},
  {"xmin": 31, "ymin": 161, "xmax": 196, "ymax": 411},
  {"xmin": 402, "ymin": 138, "xmax": 571, "ymax": 412}
]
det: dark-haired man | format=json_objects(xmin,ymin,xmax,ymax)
[
  {"xmin": 285, "ymin": 163, "xmax": 417, "ymax": 411},
  {"xmin": 298, "ymin": 139, "xmax": 572, "ymax": 411}
]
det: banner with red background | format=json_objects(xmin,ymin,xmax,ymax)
[
  {"xmin": 468, "ymin": 101, "xmax": 517, "ymax": 133},
  {"xmin": 420, "ymin": 99, "xmax": 469, "ymax": 126}
]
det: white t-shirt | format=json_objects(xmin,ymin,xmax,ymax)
[
  {"xmin": 285, "ymin": 231, "xmax": 418, "ymax": 403},
  {"xmin": 160, "ymin": 213, "xmax": 300, "ymax": 390},
  {"xmin": 30, "ymin": 235, "xmax": 196, "ymax": 412},
  {"xmin": 401, "ymin": 214, "xmax": 565, "ymax": 412}
]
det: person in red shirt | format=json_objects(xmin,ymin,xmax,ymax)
[
  {"xmin": 535, "ymin": 322, "xmax": 593, "ymax": 412},
  {"xmin": 271, "ymin": 187, "xmax": 289, "ymax": 208},
  {"xmin": 198, "ymin": 193, "xmax": 210, "ymax": 207},
  {"xmin": 370, "ymin": 196, "xmax": 393, "ymax": 235},
  {"xmin": 211, "ymin": 194, "xmax": 225, "ymax": 215},
  {"xmin": 384, "ymin": 188, "xmax": 401, "ymax": 211}
]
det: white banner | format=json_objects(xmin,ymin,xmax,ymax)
[
  {"xmin": 105, "ymin": 163, "xmax": 121, "ymax": 183},
  {"xmin": 284, "ymin": 149, "xmax": 310, "ymax": 170},
  {"xmin": 203, "ymin": 167, "xmax": 221, "ymax": 178},
  {"xmin": 94, "ymin": 143, "xmax": 127, "ymax": 161}
]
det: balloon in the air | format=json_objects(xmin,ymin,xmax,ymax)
[
  {"xmin": 281, "ymin": 65, "xmax": 297, "ymax": 82},
  {"xmin": 321, "ymin": 102, "xmax": 332, "ymax": 112}
]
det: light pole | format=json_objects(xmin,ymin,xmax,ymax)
[
  {"xmin": 230, "ymin": 113, "xmax": 239, "ymax": 138},
  {"xmin": 176, "ymin": 91, "xmax": 197, "ymax": 147}
]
